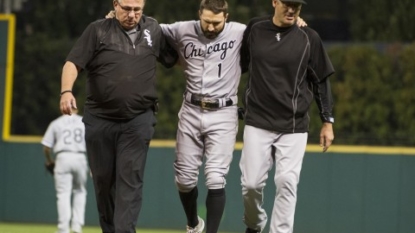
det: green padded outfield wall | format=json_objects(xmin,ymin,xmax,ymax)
[{"xmin": 1, "ymin": 143, "xmax": 415, "ymax": 233}]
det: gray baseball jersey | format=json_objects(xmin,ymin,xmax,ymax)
[
  {"xmin": 161, "ymin": 21, "xmax": 246, "ymax": 99},
  {"xmin": 42, "ymin": 114, "xmax": 86, "ymax": 154}
]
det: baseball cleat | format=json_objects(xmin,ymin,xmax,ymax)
[{"xmin": 186, "ymin": 216, "xmax": 205, "ymax": 233}]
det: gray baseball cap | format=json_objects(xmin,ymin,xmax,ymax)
[{"xmin": 280, "ymin": 0, "xmax": 307, "ymax": 4}]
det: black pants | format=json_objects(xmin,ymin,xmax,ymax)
[{"xmin": 83, "ymin": 109, "xmax": 156, "ymax": 233}]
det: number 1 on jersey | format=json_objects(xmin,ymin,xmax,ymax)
[{"xmin": 218, "ymin": 63, "xmax": 222, "ymax": 78}]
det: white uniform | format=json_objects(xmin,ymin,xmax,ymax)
[
  {"xmin": 161, "ymin": 21, "xmax": 246, "ymax": 191},
  {"xmin": 41, "ymin": 114, "xmax": 88, "ymax": 233}
]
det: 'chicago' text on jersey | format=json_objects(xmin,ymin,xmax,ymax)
[{"xmin": 184, "ymin": 40, "xmax": 236, "ymax": 60}]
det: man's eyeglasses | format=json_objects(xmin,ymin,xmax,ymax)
[{"xmin": 117, "ymin": 2, "xmax": 142, "ymax": 14}]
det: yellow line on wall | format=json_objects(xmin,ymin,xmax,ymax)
[
  {"xmin": 1, "ymin": 14, "xmax": 15, "ymax": 141},
  {"xmin": 5, "ymin": 136, "xmax": 415, "ymax": 155}
]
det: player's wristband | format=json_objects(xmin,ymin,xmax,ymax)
[{"xmin": 60, "ymin": 90, "xmax": 72, "ymax": 96}]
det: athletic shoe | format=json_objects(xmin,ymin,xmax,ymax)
[{"xmin": 186, "ymin": 216, "xmax": 205, "ymax": 233}]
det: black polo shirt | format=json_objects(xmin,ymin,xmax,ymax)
[{"xmin": 67, "ymin": 16, "xmax": 176, "ymax": 120}]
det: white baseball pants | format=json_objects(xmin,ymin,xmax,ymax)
[
  {"xmin": 174, "ymin": 102, "xmax": 238, "ymax": 191},
  {"xmin": 54, "ymin": 152, "xmax": 88, "ymax": 233},
  {"xmin": 240, "ymin": 125, "xmax": 308, "ymax": 233}
]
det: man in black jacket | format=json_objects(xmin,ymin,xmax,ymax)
[
  {"xmin": 239, "ymin": 0, "xmax": 334, "ymax": 232},
  {"xmin": 59, "ymin": 0, "xmax": 177, "ymax": 232}
]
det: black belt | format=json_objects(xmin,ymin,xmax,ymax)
[{"xmin": 190, "ymin": 95, "xmax": 233, "ymax": 109}]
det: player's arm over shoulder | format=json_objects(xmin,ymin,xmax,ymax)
[{"xmin": 161, "ymin": 20, "xmax": 198, "ymax": 39}]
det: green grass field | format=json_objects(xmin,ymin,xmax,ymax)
[{"xmin": 0, "ymin": 222, "xmax": 186, "ymax": 233}]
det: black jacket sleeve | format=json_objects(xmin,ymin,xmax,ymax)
[
  {"xmin": 312, "ymin": 79, "xmax": 334, "ymax": 123},
  {"xmin": 306, "ymin": 27, "xmax": 335, "ymax": 123}
]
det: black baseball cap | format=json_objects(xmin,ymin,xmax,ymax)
[{"xmin": 280, "ymin": 0, "xmax": 307, "ymax": 4}]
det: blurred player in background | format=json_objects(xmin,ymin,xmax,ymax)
[{"xmin": 41, "ymin": 108, "xmax": 88, "ymax": 233}]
